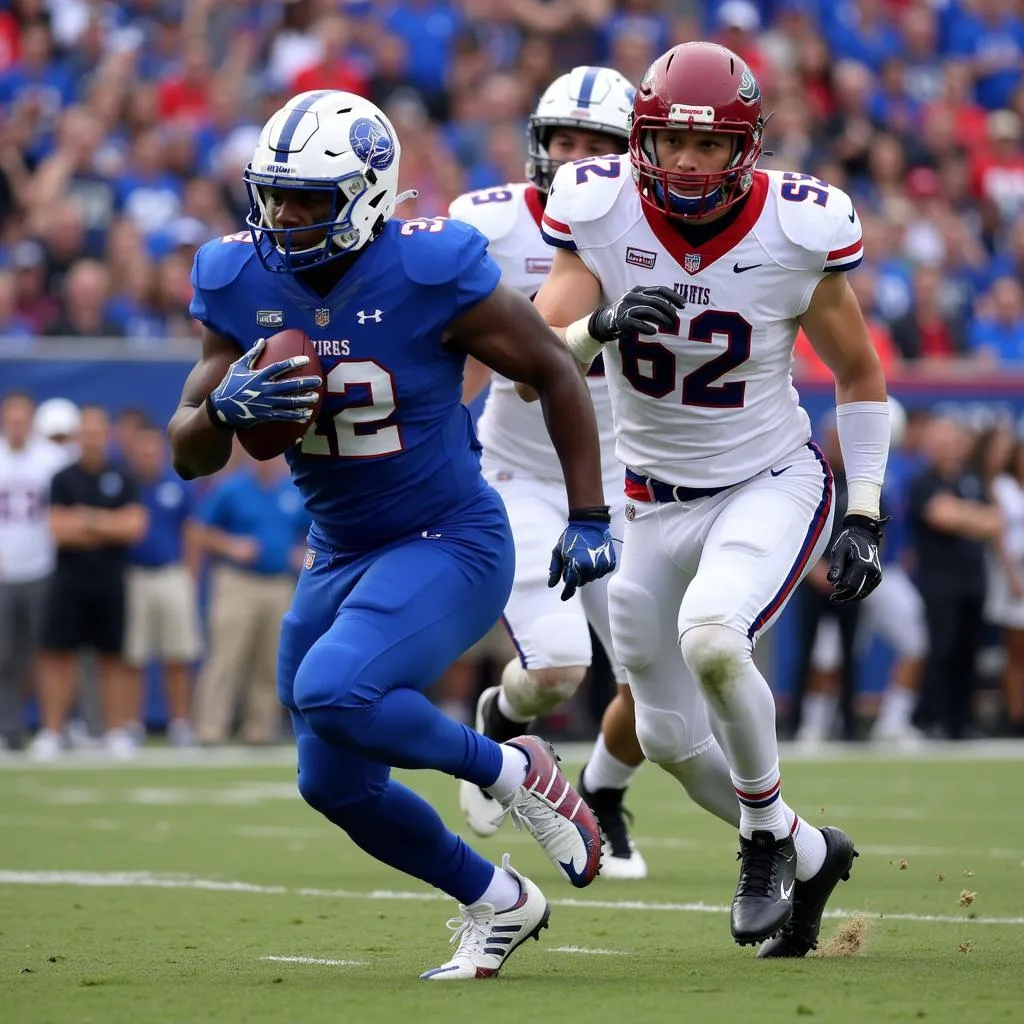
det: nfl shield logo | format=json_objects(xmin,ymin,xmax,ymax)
[
  {"xmin": 314, "ymin": 308, "xmax": 331, "ymax": 328},
  {"xmin": 683, "ymin": 253, "xmax": 701, "ymax": 274},
  {"xmin": 303, "ymin": 549, "xmax": 316, "ymax": 570}
]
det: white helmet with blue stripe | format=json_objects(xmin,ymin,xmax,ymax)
[
  {"xmin": 527, "ymin": 66, "xmax": 636, "ymax": 192},
  {"xmin": 244, "ymin": 90, "xmax": 409, "ymax": 273}
]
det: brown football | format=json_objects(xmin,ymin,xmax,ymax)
[{"xmin": 237, "ymin": 329, "xmax": 325, "ymax": 462}]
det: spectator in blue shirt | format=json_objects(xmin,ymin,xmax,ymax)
[
  {"xmin": 191, "ymin": 451, "xmax": 310, "ymax": 745},
  {"xmin": 969, "ymin": 276, "xmax": 1024, "ymax": 362},
  {"xmin": 0, "ymin": 21, "xmax": 77, "ymax": 165},
  {"xmin": 124, "ymin": 422, "xmax": 201, "ymax": 747},
  {"xmin": 948, "ymin": 0, "xmax": 1024, "ymax": 110}
]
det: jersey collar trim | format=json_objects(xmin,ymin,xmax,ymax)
[
  {"xmin": 640, "ymin": 170, "xmax": 769, "ymax": 276},
  {"xmin": 524, "ymin": 185, "xmax": 545, "ymax": 230}
]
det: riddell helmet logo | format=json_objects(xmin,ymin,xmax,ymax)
[{"xmin": 668, "ymin": 104, "xmax": 715, "ymax": 124}]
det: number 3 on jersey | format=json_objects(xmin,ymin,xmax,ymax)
[
  {"xmin": 619, "ymin": 310, "xmax": 751, "ymax": 409},
  {"xmin": 301, "ymin": 360, "xmax": 403, "ymax": 458}
]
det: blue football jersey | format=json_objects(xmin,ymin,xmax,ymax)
[{"xmin": 189, "ymin": 216, "xmax": 501, "ymax": 553}]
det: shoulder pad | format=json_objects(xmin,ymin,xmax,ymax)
[
  {"xmin": 393, "ymin": 216, "xmax": 485, "ymax": 286},
  {"xmin": 192, "ymin": 233, "xmax": 257, "ymax": 292},
  {"xmin": 766, "ymin": 171, "xmax": 864, "ymax": 273},
  {"xmin": 547, "ymin": 156, "xmax": 629, "ymax": 225},
  {"xmin": 448, "ymin": 183, "xmax": 525, "ymax": 244}
]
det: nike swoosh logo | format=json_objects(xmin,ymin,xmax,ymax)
[
  {"xmin": 781, "ymin": 880, "xmax": 794, "ymax": 901},
  {"xmin": 770, "ymin": 465, "xmax": 792, "ymax": 477},
  {"xmin": 848, "ymin": 200, "xmax": 856, "ymax": 223},
  {"xmin": 733, "ymin": 262, "xmax": 762, "ymax": 274},
  {"xmin": 559, "ymin": 858, "xmax": 588, "ymax": 885}
]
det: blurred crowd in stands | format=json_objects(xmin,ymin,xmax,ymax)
[{"xmin": 0, "ymin": 0, "xmax": 1021, "ymax": 362}]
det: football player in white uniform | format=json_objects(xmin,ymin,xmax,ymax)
[
  {"xmin": 531, "ymin": 42, "xmax": 891, "ymax": 953},
  {"xmin": 449, "ymin": 66, "xmax": 648, "ymax": 879}
]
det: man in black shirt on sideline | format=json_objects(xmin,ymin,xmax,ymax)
[
  {"xmin": 29, "ymin": 406, "xmax": 148, "ymax": 761},
  {"xmin": 908, "ymin": 417, "xmax": 1001, "ymax": 740}
]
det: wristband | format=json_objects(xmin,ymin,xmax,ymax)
[
  {"xmin": 205, "ymin": 394, "xmax": 234, "ymax": 432},
  {"xmin": 564, "ymin": 316, "xmax": 606, "ymax": 367},
  {"xmin": 568, "ymin": 505, "xmax": 611, "ymax": 523}
]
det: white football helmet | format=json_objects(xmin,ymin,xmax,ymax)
[
  {"xmin": 527, "ymin": 66, "xmax": 635, "ymax": 192},
  {"xmin": 244, "ymin": 90, "xmax": 405, "ymax": 272}
]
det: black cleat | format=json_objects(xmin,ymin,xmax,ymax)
[
  {"xmin": 578, "ymin": 767, "xmax": 647, "ymax": 879},
  {"xmin": 756, "ymin": 826, "xmax": 858, "ymax": 958},
  {"xmin": 731, "ymin": 830, "xmax": 798, "ymax": 946},
  {"xmin": 458, "ymin": 686, "xmax": 533, "ymax": 837},
  {"xmin": 478, "ymin": 685, "xmax": 533, "ymax": 744}
]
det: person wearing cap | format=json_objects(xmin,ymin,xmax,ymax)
[{"xmin": 0, "ymin": 392, "xmax": 67, "ymax": 750}]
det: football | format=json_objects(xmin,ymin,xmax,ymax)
[{"xmin": 237, "ymin": 329, "xmax": 326, "ymax": 462}]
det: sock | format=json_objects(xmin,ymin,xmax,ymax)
[
  {"xmin": 475, "ymin": 863, "xmax": 521, "ymax": 911},
  {"xmin": 785, "ymin": 808, "xmax": 828, "ymax": 881},
  {"xmin": 662, "ymin": 739, "xmax": 740, "ymax": 827},
  {"xmin": 798, "ymin": 693, "xmax": 837, "ymax": 741},
  {"xmin": 483, "ymin": 744, "xmax": 528, "ymax": 802},
  {"xmin": 498, "ymin": 687, "xmax": 534, "ymax": 724},
  {"xmin": 732, "ymin": 763, "xmax": 789, "ymax": 839},
  {"xmin": 582, "ymin": 734, "xmax": 639, "ymax": 792},
  {"xmin": 322, "ymin": 779, "xmax": 495, "ymax": 905},
  {"xmin": 876, "ymin": 685, "xmax": 915, "ymax": 733}
]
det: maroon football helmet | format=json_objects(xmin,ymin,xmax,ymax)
[{"xmin": 629, "ymin": 42, "xmax": 764, "ymax": 220}]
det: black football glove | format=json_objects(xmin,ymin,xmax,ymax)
[
  {"xmin": 827, "ymin": 514, "xmax": 887, "ymax": 604},
  {"xmin": 587, "ymin": 285, "xmax": 685, "ymax": 343}
]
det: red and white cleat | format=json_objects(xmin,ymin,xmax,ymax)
[{"xmin": 493, "ymin": 735, "xmax": 602, "ymax": 888}]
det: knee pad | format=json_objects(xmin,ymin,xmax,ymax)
[
  {"xmin": 501, "ymin": 659, "xmax": 587, "ymax": 718},
  {"xmin": 608, "ymin": 577, "xmax": 662, "ymax": 673},
  {"xmin": 513, "ymin": 606, "xmax": 594, "ymax": 670},
  {"xmin": 633, "ymin": 699, "xmax": 691, "ymax": 766},
  {"xmin": 679, "ymin": 623, "xmax": 751, "ymax": 707}
]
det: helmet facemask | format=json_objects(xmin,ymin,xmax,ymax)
[
  {"xmin": 629, "ymin": 115, "xmax": 762, "ymax": 220},
  {"xmin": 244, "ymin": 167, "xmax": 385, "ymax": 273}
]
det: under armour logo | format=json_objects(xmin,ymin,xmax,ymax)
[{"xmin": 356, "ymin": 309, "xmax": 383, "ymax": 324}]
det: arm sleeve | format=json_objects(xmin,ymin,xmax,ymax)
[
  {"xmin": 540, "ymin": 165, "xmax": 578, "ymax": 251},
  {"xmin": 822, "ymin": 193, "xmax": 864, "ymax": 273}
]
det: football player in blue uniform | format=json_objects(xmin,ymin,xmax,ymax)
[{"xmin": 168, "ymin": 91, "xmax": 613, "ymax": 980}]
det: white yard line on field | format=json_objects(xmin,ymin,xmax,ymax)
[
  {"xmin": 260, "ymin": 956, "xmax": 368, "ymax": 966},
  {"xmin": 548, "ymin": 946, "xmax": 627, "ymax": 955},
  {"xmin": 1, "ymin": 870, "xmax": 1021, "ymax": 927}
]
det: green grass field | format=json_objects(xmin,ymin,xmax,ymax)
[{"xmin": 2, "ymin": 744, "xmax": 1023, "ymax": 1024}]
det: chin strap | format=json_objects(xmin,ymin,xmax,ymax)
[{"xmin": 395, "ymin": 189, "xmax": 419, "ymax": 208}]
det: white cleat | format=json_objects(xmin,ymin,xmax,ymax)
[
  {"xmin": 600, "ymin": 840, "xmax": 648, "ymax": 881},
  {"xmin": 420, "ymin": 855, "xmax": 550, "ymax": 980},
  {"xmin": 103, "ymin": 727, "xmax": 139, "ymax": 761},
  {"xmin": 460, "ymin": 777, "xmax": 503, "ymax": 837},
  {"xmin": 27, "ymin": 729, "xmax": 62, "ymax": 762}
]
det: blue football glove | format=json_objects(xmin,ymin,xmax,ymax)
[
  {"xmin": 206, "ymin": 338, "xmax": 322, "ymax": 431},
  {"xmin": 548, "ymin": 507, "xmax": 616, "ymax": 602}
]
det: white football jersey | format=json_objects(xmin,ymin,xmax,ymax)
[
  {"xmin": 542, "ymin": 158, "xmax": 863, "ymax": 488},
  {"xmin": 449, "ymin": 182, "xmax": 618, "ymax": 485},
  {"xmin": 0, "ymin": 436, "xmax": 66, "ymax": 582}
]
